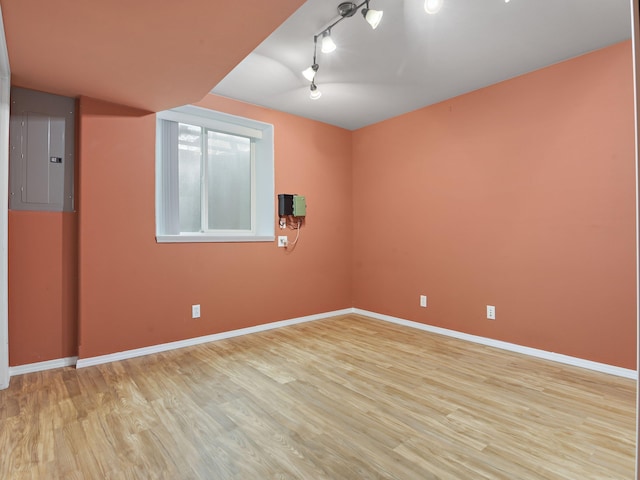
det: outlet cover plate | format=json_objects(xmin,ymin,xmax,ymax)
[
  {"xmin": 192, "ymin": 304, "xmax": 201, "ymax": 319},
  {"xmin": 487, "ymin": 305, "xmax": 495, "ymax": 320},
  {"xmin": 277, "ymin": 236, "xmax": 288, "ymax": 247},
  {"xmin": 420, "ymin": 295, "xmax": 427, "ymax": 308}
]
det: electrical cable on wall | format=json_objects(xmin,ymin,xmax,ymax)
[{"xmin": 287, "ymin": 220, "xmax": 302, "ymax": 248}]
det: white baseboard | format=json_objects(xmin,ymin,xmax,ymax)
[
  {"xmin": 9, "ymin": 308, "xmax": 636, "ymax": 381},
  {"xmin": 9, "ymin": 356, "xmax": 78, "ymax": 376},
  {"xmin": 76, "ymin": 308, "xmax": 352, "ymax": 369},
  {"xmin": 354, "ymin": 308, "xmax": 637, "ymax": 379}
]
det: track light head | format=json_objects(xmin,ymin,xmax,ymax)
[
  {"xmin": 321, "ymin": 30, "xmax": 336, "ymax": 53},
  {"xmin": 302, "ymin": 64, "xmax": 319, "ymax": 82},
  {"xmin": 310, "ymin": 82, "xmax": 322, "ymax": 100},
  {"xmin": 424, "ymin": 0, "xmax": 443, "ymax": 14},
  {"xmin": 362, "ymin": 5, "xmax": 383, "ymax": 29}
]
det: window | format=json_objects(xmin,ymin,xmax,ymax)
[{"xmin": 156, "ymin": 105, "xmax": 274, "ymax": 243}]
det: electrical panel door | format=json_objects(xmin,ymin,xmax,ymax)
[{"xmin": 9, "ymin": 87, "xmax": 75, "ymax": 212}]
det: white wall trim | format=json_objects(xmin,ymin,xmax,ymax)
[
  {"xmin": 630, "ymin": 0, "xmax": 640, "ymax": 473},
  {"xmin": 9, "ymin": 356, "xmax": 78, "ymax": 376},
  {"xmin": 7, "ymin": 307, "xmax": 636, "ymax": 380},
  {"xmin": 354, "ymin": 309, "xmax": 638, "ymax": 379},
  {"xmin": 76, "ymin": 308, "xmax": 352, "ymax": 369},
  {"xmin": 0, "ymin": 4, "xmax": 10, "ymax": 390}
]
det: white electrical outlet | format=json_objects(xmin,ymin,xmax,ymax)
[
  {"xmin": 420, "ymin": 295, "xmax": 427, "ymax": 308},
  {"xmin": 192, "ymin": 304, "xmax": 201, "ymax": 319},
  {"xmin": 487, "ymin": 305, "xmax": 496, "ymax": 320},
  {"xmin": 277, "ymin": 236, "xmax": 288, "ymax": 248}
]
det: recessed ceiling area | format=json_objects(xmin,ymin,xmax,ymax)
[{"xmin": 212, "ymin": 0, "xmax": 632, "ymax": 130}]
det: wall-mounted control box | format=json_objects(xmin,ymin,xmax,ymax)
[
  {"xmin": 278, "ymin": 193, "xmax": 306, "ymax": 217},
  {"xmin": 293, "ymin": 195, "xmax": 306, "ymax": 216}
]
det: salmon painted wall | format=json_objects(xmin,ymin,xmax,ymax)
[
  {"xmin": 352, "ymin": 41, "xmax": 637, "ymax": 369},
  {"xmin": 8, "ymin": 211, "xmax": 78, "ymax": 365},
  {"xmin": 77, "ymin": 95, "xmax": 352, "ymax": 359}
]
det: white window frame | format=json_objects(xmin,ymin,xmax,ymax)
[{"xmin": 155, "ymin": 105, "xmax": 274, "ymax": 243}]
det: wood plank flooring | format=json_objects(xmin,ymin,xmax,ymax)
[{"xmin": 0, "ymin": 314, "xmax": 635, "ymax": 479}]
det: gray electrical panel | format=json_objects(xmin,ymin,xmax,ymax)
[{"xmin": 9, "ymin": 87, "xmax": 75, "ymax": 212}]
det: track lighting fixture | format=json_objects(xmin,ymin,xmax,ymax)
[{"xmin": 303, "ymin": 1, "xmax": 443, "ymax": 99}]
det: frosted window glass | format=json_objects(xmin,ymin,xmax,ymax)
[
  {"xmin": 178, "ymin": 123, "xmax": 202, "ymax": 232},
  {"xmin": 206, "ymin": 131, "xmax": 251, "ymax": 230}
]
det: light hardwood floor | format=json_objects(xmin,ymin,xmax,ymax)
[{"xmin": 0, "ymin": 315, "xmax": 635, "ymax": 479}]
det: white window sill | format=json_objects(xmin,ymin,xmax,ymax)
[{"xmin": 156, "ymin": 234, "xmax": 275, "ymax": 244}]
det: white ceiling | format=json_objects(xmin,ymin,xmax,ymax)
[{"xmin": 212, "ymin": 0, "xmax": 632, "ymax": 130}]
